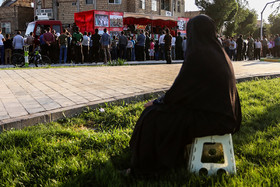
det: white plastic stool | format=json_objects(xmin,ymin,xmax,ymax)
[{"xmin": 187, "ymin": 134, "xmax": 236, "ymax": 176}]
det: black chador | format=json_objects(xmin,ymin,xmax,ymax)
[{"xmin": 129, "ymin": 15, "xmax": 242, "ymax": 175}]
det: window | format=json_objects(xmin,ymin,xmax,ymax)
[
  {"xmin": 109, "ymin": 0, "xmax": 121, "ymax": 4},
  {"xmin": 177, "ymin": 1, "xmax": 181, "ymax": 12},
  {"xmin": 152, "ymin": 0, "xmax": 157, "ymax": 11},
  {"xmin": 1, "ymin": 22, "xmax": 11, "ymax": 34},
  {"xmin": 139, "ymin": 0, "xmax": 145, "ymax": 9},
  {"xmin": 86, "ymin": 0, "xmax": 93, "ymax": 4},
  {"xmin": 161, "ymin": 0, "xmax": 169, "ymax": 11},
  {"xmin": 36, "ymin": 9, "xmax": 53, "ymax": 19}
]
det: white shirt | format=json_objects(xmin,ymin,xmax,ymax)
[
  {"xmin": 13, "ymin": 34, "xmax": 24, "ymax": 49},
  {"xmin": 82, "ymin": 35, "xmax": 90, "ymax": 46},
  {"xmin": 171, "ymin": 37, "xmax": 176, "ymax": 46},
  {"xmin": 0, "ymin": 33, "xmax": 4, "ymax": 45},
  {"xmin": 255, "ymin": 41, "xmax": 262, "ymax": 49},
  {"xmin": 159, "ymin": 34, "xmax": 165, "ymax": 44}
]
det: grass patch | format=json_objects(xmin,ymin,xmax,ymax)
[{"xmin": 1, "ymin": 78, "xmax": 280, "ymax": 186}]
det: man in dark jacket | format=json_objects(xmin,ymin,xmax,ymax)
[
  {"xmin": 118, "ymin": 31, "xmax": 128, "ymax": 60},
  {"xmin": 236, "ymin": 34, "xmax": 243, "ymax": 61},
  {"xmin": 175, "ymin": 32, "xmax": 183, "ymax": 60},
  {"xmin": 164, "ymin": 28, "xmax": 172, "ymax": 64},
  {"xmin": 91, "ymin": 29, "xmax": 101, "ymax": 63}
]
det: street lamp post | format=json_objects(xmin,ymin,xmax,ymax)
[{"xmin": 260, "ymin": 0, "xmax": 280, "ymax": 40}]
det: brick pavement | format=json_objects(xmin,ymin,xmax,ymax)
[{"xmin": 1, "ymin": 60, "xmax": 280, "ymax": 130}]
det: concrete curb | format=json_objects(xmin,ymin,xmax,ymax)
[
  {"xmin": 0, "ymin": 90, "xmax": 165, "ymax": 132},
  {"xmin": 1, "ymin": 73, "xmax": 280, "ymax": 132}
]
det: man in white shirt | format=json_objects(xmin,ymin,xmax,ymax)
[
  {"xmin": 0, "ymin": 28, "xmax": 5, "ymax": 64},
  {"xmin": 13, "ymin": 31, "xmax": 24, "ymax": 54},
  {"xmin": 255, "ymin": 38, "xmax": 262, "ymax": 60},
  {"xmin": 82, "ymin": 31, "xmax": 90, "ymax": 62},
  {"xmin": 158, "ymin": 31, "xmax": 165, "ymax": 60},
  {"xmin": 171, "ymin": 36, "xmax": 176, "ymax": 60}
]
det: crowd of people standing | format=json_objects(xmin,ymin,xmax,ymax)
[
  {"xmin": 0, "ymin": 26, "xmax": 188, "ymax": 65},
  {"xmin": 221, "ymin": 34, "xmax": 280, "ymax": 61},
  {"xmin": 2, "ymin": 25, "xmax": 280, "ymax": 65}
]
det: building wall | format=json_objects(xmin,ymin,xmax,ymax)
[
  {"xmin": 39, "ymin": 0, "xmax": 186, "ymax": 25},
  {"xmin": 0, "ymin": 6, "xmax": 33, "ymax": 35}
]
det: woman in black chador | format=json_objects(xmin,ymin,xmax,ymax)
[{"xmin": 129, "ymin": 15, "xmax": 242, "ymax": 175}]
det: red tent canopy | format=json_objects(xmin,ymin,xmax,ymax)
[{"xmin": 123, "ymin": 12, "xmax": 177, "ymax": 29}]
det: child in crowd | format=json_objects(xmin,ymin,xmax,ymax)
[{"xmin": 149, "ymin": 38, "xmax": 155, "ymax": 60}]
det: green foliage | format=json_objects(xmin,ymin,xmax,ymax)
[
  {"xmin": 2, "ymin": 78, "xmax": 280, "ymax": 186},
  {"xmin": 195, "ymin": 0, "xmax": 238, "ymax": 30},
  {"xmin": 268, "ymin": 13, "xmax": 280, "ymax": 35},
  {"xmin": 223, "ymin": 4, "xmax": 257, "ymax": 37},
  {"xmin": 108, "ymin": 58, "xmax": 126, "ymax": 66}
]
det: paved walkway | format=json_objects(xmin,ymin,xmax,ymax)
[{"xmin": 1, "ymin": 60, "xmax": 280, "ymax": 130}]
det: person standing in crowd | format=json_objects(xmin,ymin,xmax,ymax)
[
  {"xmin": 72, "ymin": 27, "xmax": 83, "ymax": 63},
  {"xmin": 13, "ymin": 31, "xmax": 24, "ymax": 54},
  {"xmin": 149, "ymin": 38, "xmax": 155, "ymax": 60},
  {"xmin": 242, "ymin": 39, "xmax": 247, "ymax": 60},
  {"xmin": 100, "ymin": 28, "xmax": 111, "ymax": 64},
  {"xmin": 236, "ymin": 34, "xmax": 243, "ymax": 61},
  {"xmin": 82, "ymin": 31, "xmax": 90, "ymax": 63},
  {"xmin": 111, "ymin": 35, "xmax": 118, "ymax": 61},
  {"xmin": 229, "ymin": 37, "xmax": 236, "ymax": 61},
  {"xmin": 91, "ymin": 29, "xmax": 101, "ymax": 63},
  {"xmin": 175, "ymin": 32, "xmax": 183, "ymax": 60},
  {"xmin": 131, "ymin": 36, "xmax": 136, "ymax": 61},
  {"xmin": 154, "ymin": 40, "xmax": 160, "ymax": 60},
  {"xmin": 159, "ymin": 31, "xmax": 165, "ymax": 60},
  {"xmin": 25, "ymin": 32, "xmax": 34, "ymax": 54},
  {"xmin": 0, "ymin": 28, "xmax": 5, "ymax": 64},
  {"xmin": 164, "ymin": 28, "xmax": 172, "ymax": 64},
  {"xmin": 66, "ymin": 32, "xmax": 72, "ymax": 63},
  {"xmin": 118, "ymin": 31, "xmax": 128, "ymax": 60},
  {"xmin": 136, "ymin": 30, "xmax": 145, "ymax": 61},
  {"xmin": 268, "ymin": 38, "xmax": 273, "ymax": 57},
  {"xmin": 88, "ymin": 32, "xmax": 93, "ymax": 62},
  {"xmin": 171, "ymin": 34, "xmax": 176, "ymax": 60},
  {"xmin": 274, "ymin": 34, "xmax": 280, "ymax": 57},
  {"xmin": 4, "ymin": 34, "xmax": 12, "ymax": 65},
  {"xmin": 145, "ymin": 32, "xmax": 151, "ymax": 60},
  {"xmin": 182, "ymin": 36, "xmax": 187, "ymax": 58},
  {"xmin": 52, "ymin": 29, "xmax": 60, "ymax": 63},
  {"xmin": 254, "ymin": 38, "xmax": 262, "ymax": 60},
  {"xmin": 43, "ymin": 27, "xmax": 55, "ymax": 59},
  {"xmin": 39, "ymin": 30, "xmax": 47, "ymax": 55},
  {"xmin": 126, "ymin": 36, "xmax": 133, "ymax": 61},
  {"xmin": 223, "ymin": 36, "xmax": 230, "ymax": 56},
  {"xmin": 58, "ymin": 29, "xmax": 68, "ymax": 64},
  {"xmin": 261, "ymin": 35, "xmax": 268, "ymax": 57},
  {"xmin": 247, "ymin": 34, "xmax": 255, "ymax": 60}
]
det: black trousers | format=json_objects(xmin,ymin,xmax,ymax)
[
  {"xmin": 82, "ymin": 45, "xmax": 89, "ymax": 62},
  {"xmin": 74, "ymin": 45, "xmax": 83, "ymax": 63},
  {"xmin": 136, "ymin": 45, "xmax": 145, "ymax": 61},
  {"xmin": 165, "ymin": 49, "xmax": 172, "ymax": 64}
]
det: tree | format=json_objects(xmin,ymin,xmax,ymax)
[
  {"xmin": 195, "ymin": 0, "xmax": 238, "ymax": 30},
  {"xmin": 268, "ymin": 13, "xmax": 280, "ymax": 35},
  {"xmin": 235, "ymin": 9, "xmax": 257, "ymax": 37}
]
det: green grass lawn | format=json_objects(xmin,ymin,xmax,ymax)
[{"xmin": 1, "ymin": 78, "xmax": 280, "ymax": 186}]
